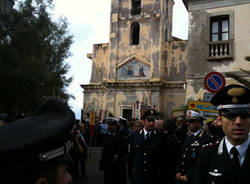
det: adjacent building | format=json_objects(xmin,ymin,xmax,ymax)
[{"xmin": 183, "ymin": 0, "xmax": 250, "ymax": 101}]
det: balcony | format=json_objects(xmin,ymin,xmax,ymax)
[{"xmin": 207, "ymin": 40, "xmax": 233, "ymax": 60}]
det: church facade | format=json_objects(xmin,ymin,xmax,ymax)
[{"xmin": 81, "ymin": 0, "xmax": 188, "ymax": 120}]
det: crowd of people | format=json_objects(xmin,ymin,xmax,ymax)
[
  {"xmin": 0, "ymin": 84, "xmax": 249, "ymax": 184},
  {"xmin": 96, "ymin": 84, "xmax": 250, "ymax": 184}
]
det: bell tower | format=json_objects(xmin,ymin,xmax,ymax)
[{"xmin": 108, "ymin": 0, "xmax": 174, "ymax": 81}]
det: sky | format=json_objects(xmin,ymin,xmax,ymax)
[{"xmin": 52, "ymin": 0, "xmax": 189, "ymax": 119}]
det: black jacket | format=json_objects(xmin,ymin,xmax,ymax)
[
  {"xmin": 176, "ymin": 129, "xmax": 213, "ymax": 181},
  {"xmin": 129, "ymin": 129, "xmax": 171, "ymax": 184},
  {"xmin": 99, "ymin": 130, "xmax": 128, "ymax": 184},
  {"xmin": 192, "ymin": 138, "xmax": 250, "ymax": 184}
]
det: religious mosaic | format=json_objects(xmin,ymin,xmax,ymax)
[{"xmin": 116, "ymin": 59, "xmax": 150, "ymax": 80}]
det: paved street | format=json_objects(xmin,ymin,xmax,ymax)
[
  {"xmin": 73, "ymin": 146, "xmax": 131, "ymax": 184},
  {"xmin": 83, "ymin": 147, "xmax": 104, "ymax": 184},
  {"xmin": 73, "ymin": 146, "xmax": 104, "ymax": 184}
]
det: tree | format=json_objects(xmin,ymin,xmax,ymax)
[{"xmin": 0, "ymin": 0, "xmax": 73, "ymax": 117}]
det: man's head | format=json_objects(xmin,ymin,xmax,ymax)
[
  {"xmin": 185, "ymin": 110, "xmax": 206, "ymax": 132},
  {"xmin": 211, "ymin": 84, "xmax": 250, "ymax": 146},
  {"xmin": 117, "ymin": 117, "xmax": 128, "ymax": 128},
  {"xmin": 133, "ymin": 120, "xmax": 143, "ymax": 131},
  {"xmin": 155, "ymin": 118, "xmax": 164, "ymax": 131},
  {"xmin": 34, "ymin": 160, "xmax": 72, "ymax": 184},
  {"xmin": 141, "ymin": 109, "xmax": 157, "ymax": 131},
  {"xmin": 176, "ymin": 117, "xmax": 184, "ymax": 126},
  {"xmin": 104, "ymin": 117, "xmax": 118, "ymax": 131}
]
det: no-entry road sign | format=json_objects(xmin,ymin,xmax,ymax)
[{"xmin": 204, "ymin": 72, "xmax": 225, "ymax": 93}]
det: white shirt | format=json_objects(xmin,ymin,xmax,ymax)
[
  {"xmin": 143, "ymin": 128, "xmax": 151, "ymax": 140},
  {"xmin": 225, "ymin": 136, "xmax": 250, "ymax": 166},
  {"xmin": 193, "ymin": 129, "xmax": 202, "ymax": 137}
]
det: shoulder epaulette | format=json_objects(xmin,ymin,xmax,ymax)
[
  {"xmin": 199, "ymin": 129, "xmax": 205, "ymax": 137},
  {"xmin": 202, "ymin": 140, "xmax": 220, "ymax": 149}
]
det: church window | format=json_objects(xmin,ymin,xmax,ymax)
[
  {"xmin": 131, "ymin": 22, "xmax": 140, "ymax": 45},
  {"xmin": 131, "ymin": 0, "xmax": 141, "ymax": 15}
]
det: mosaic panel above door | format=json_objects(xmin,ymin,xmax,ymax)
[{"xmin": 116, "ymin": 59, "xmax": 150, "ymax": 80}]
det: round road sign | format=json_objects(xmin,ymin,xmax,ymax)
[{"xmin": 204, "ymin": 72, "xmax": 225, "ymax": 93}]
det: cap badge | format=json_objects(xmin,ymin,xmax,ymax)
[
  {"xmin": 150, "ymin": 110, "xmax": 153, "ymax": 114},
  {"xmin": 227, "ymin": 87, "xmax": 245, "ymax": 103}
]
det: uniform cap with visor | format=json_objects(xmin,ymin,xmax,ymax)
[
  {"xmin": 141, "ymin": 109, "xmax": 158, "ymax": 121},
  {"xmin": 186, "ymin": 110, "xmax": 207, "ymax": 122},
  {"xmin": 210, "ymin": 84, "xmax": 250, "ymax": 116},
  {"xmin": 0, "ymin": 99, "xmax": 75, "ymax": 183}
]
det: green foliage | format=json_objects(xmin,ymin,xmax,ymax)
[{"xmin": 0, "ymin": 0, "xmax": 73, "ymax": 116}]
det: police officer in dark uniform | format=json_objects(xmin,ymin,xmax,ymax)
[
  {"xmin": 0, "ymin": 99, "xmax": 75, "ymax": 184},
  {"xmin": 129, "ymin": 109, "xmax": 171, "ymax": 184},
  {"xmin": 99, "ymin": 117, "xmax": 128, "ymax": 184},
  {"xmin": 192, "ymin": 84, "xmax": 250, "ymax": 184},
  {"xmin": 117, "ymin": 117, "xmax": 130, "ymax": 145},
  {"xmin": 176, "ymin": 110, "xmax": 213, "ymax": 184}
]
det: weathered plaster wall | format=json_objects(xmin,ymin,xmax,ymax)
[
  {"xmin": 83, "ymin": 86, "xmax": 160, "ymax": 118},
  {"xmin": 186, "ymin": 3, "xmax": 250, "ymax": 101},
  {"xmin": 84, "ymin": 39, "xmax": 188, "ymax": 118},
  {"xmin": 83, "ymin": 88, "xmax": 106, "ymax": 115},
  {"xmin": 108, "ymin": 0, "xmax": 173, "ymax": 82},
  {"xmin": 90, "ymin": 43, "xmax": 110, "ymax": 83},
  {"xmin": 160, "ymin": 88, "xmax": 186, "ymax": 116},
  {"xmin": 163, "ymin": 40, "xmax": 188, "ymax": 81},
  {"xmin": 112, "ymin": 89, "xmax": 157, "ymax": 117}
]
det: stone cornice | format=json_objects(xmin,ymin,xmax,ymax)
[
  {"xmin": 81, "ymin": 80, "xmax": 186, "ymax": 90},
  {"xmin": 187, "ymin": 0, "xmax": 250, "ymax": 11}
]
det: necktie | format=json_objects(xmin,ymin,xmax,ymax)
[
  {"xmin": 191, "ymin": 134, "xmax": 195, "ymax": 139},
  {"xmin": 230, "ymin": 147, "xmax": 240, "ymax": 172},
  {"xmin": 145, "ymin": 132, "xmax": 150, "ymax": 140}
]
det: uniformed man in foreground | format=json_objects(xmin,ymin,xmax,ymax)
[
  {"xmin": 129, "ymin": 109, "xmax": 172, "ymax": 184},
  {"xmin": 0, "ymin": 99, "xmax": 75, "ymax": 184},
  {"xmin": 176, "ymin": 110, "xmax": 213, "ymax": 184},
  {"xmin": 99, "ymin": 117, "xmax": 128, "ymax": 184},
  {"xmin": 192, "ymin": 84, "xmax": 250, "ymax": 184}
]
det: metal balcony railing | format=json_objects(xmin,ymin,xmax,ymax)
[{"xmin": 207, "ymin": 40, "xmax": 233, "ymax": 60}]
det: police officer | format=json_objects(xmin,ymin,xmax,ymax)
[
  {"xmin": 129, "ymin": 109, "xmax": 171, "ymax": 184},
  {"xmin": 0, "ymin": 99, "xmax": 75, "ymax": 184},
  {"xmin": 117, "ymin": 117, "xmax": 130, "ymax": 145},
  {"xmin": 192, "ymin": 84, "xmax": 250, "ymax": 184},
  {"xmin": 176, "ymin": 110, "xmax": 213, "ymax": 184},
  {"xmin": 99, "ymin": 117, "xmax": 128, "ymax": 184}
]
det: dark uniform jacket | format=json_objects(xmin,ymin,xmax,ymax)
[
  {"xmin": 176, "ymin": 129, "xmax": 213, "ymax": 182},
  {"xmin": 119, "ymin": 126, "xmax": 130, "ymax": 145},
  {"xmin": 192, "ymin": 138, "xmax": 250, "ymax": 184},
  {"xmin": 99, "ymin": 130, "xmax": 128, "ymax": 184},
  {"xmin": 129, "ymin": 129, "xmax": 170, "ymax": 184},
  {"xmin": 175, "ymin": 124, "xmax": 188, "ymax": 146}
]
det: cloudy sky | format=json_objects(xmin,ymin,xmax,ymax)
[{"xmin": 52, "ymin": 0, "xmax": 188, "ymax": 119}]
